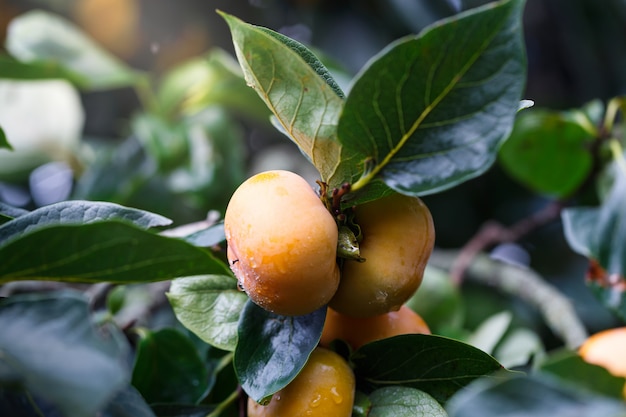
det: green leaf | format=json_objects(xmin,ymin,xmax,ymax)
[
  {"xmin": 367, "ymin": 386, "xmax": 448, "ymax": 417},
  {"xmin": 131, "ymin": 112, "xmax": 190, "ymax": 172},
  {"xmin": 352, "ymin": 390, "xmax": 373, "ymax": 417},
  {"xmin": 6, "ymin": 10, "xmax": 141, "ymax": 90},
  {"xmin": 164, "ymin": 108, "xmax": 248, "ymax": 214},
  {"xmin": 493, "ymin": 328, "xmax": 544, "ymax": 369},
  {"xmin": 0, "ymin": 221, "xmax": 231, "ymax": 284},
  {"xmin": 539, "ymin": 349, "xmax": 626, "ymax": 400},
  {"xmin": 352, "ymin": 334, "xmax": 509, "ymax": 403},
  {"xmin": 445, "ymin": 373, "xmax": 626, "ymax": 417},
  {"xmin": 219, "ymin": 11, "xmax": 345, "ymax": 187},
  {"xmin": 256, "ymin": 27, "xmax": 345, "ymax": 99},
  {"xmin": 167, "ymin": 275, "xmax": 248, "ymax": 351},
  {"xmin": 587, "ymin": 279, "xmax": 626, "ymax": 323},
  {"xmin": 406, "ymin": 265, "xmax": 464, "ymax": 333},
  {"xmin": 157, "ymin": 48, "xmax": 269, "ymax": 120},
  {"xmin": 466, "ymin": 311, "xmax": 512, "ymax": 355},
  {"xmin": 0, "ymin": 202, "xmax": 28, "ymax": 226},
  {"xmin": 101, "ymin": 385, "xmax": 157, "ymax": 417},
  {"xmin": 182, "ymin": 222, "xmax": 226, "ymax": 248},
  {"xmin": 131, "ymin": 328, "xmax": 210, "ymax": 405},
  {"xmin": 0, "ymin": 203, "xmax": 28, "ymax": 219},
  {"xmin": 234, "ymin": 301, "xmax": 326, "ymax": 403},
  {"xmin": 132, "ymin": 107, "xmax": 247, "ymax": 214},
  {"xmin": 499, "ymin": 109, "xmax": 594, "ymax": 197},
  {"xmin": 0, "ymin": 125, "xmax": 11, "ymax": 150},
  {"xmin": 0, "ymin": 292, "xmax": 130, "ymax": 417},
  {"xmin": 339, "ymin": 0, "xmax": 527, "ymax": 197},
  {"xmin": 0, "ymin": 54, "xmax": 88, "ymax": 85},
  {"xmin": 562, "ymin": 172, "xmax": 626, "ymax": 277},
  {"xmin": 0, "ymin": 200, "xmax": 171, "ymax": 245}
]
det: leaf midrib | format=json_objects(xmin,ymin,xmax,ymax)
[{"xmin": 351, "ymin": 13, "xmax": 510, "ymax": 192}]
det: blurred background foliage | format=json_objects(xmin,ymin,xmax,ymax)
[{"xmin": 1, "ymin": 0, "xmax": 625, "ymax": 345}]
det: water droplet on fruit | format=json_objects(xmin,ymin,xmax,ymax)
[
  {"xmin": 249, "ymin": 257, "xmax": 258, "ymax": 268},
  {"xmin": 310, "ymin": 393, "xmax": 322, "ymax": 408},
  {"xmin": 330, "ymin": 387, "xmax": 343, "ymax": 404},
  {"xmin": 237, "ymin": 280, "xmax": 245, "ymax": 292}
]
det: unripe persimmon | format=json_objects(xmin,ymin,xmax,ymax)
[
  {"xmin": 247, "ymin": 347, "xmax": 355, "ymax": 417},
  {"xmin": 330, "ymin": 193, "xmax": 435, "ymax": 317},
  {"xmin": 320, "ymin": 305, "xmax": 431, "ymax": 350},
  {"xmin": 224, "ymin": 170, "xmax": 340, "ymax": 316}
]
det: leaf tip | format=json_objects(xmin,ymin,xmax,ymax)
[{"xmin": 518, "ymin": 99, "xmax": 535, "ymax": 112}]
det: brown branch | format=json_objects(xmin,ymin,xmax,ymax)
[{"xmin": 450, "ymin": 200, "xmax": 564, "ymax": 285}]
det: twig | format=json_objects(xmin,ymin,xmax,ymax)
[
  {"xmin": 450, "ymin": 200, "xmax": 563, "ymax": 285},
  {"xmin": 431, "ymin": 249, "xmax": 588, "ymax": 349},
  {"xmin": 206, "ymin": 388, "xmax": 240, "ymax": 417}
]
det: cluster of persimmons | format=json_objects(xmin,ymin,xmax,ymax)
[{"xmin": 224, "ymin": 170, "xmax": 435, "ymax": 416}]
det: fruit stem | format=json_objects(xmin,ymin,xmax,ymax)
[{"xmin": 331, "ymin": 183, "xmax": 352, "ymax": 216}]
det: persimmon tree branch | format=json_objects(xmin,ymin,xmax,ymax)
[
  {"xmin": 449, "ymin": 200, "xmax": 564, "ymax": 285},
  {"xmin": 431, "ymin": 249, "xmax": 588, "ymax": 349}
]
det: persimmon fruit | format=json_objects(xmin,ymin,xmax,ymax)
[
  {"xmin": 247, "ymin": 347, "xmax": 355, "ymax": 417},
  {"xmin": 320, "ymin": 305, "xmax": 431, "ymax": 350},
  {"xmin": 330, "ymin": 193, "xmax": 435, "ymax": 317},
  {"xmin": 224, "ymin": 170, "xmax": 340, "ymax": 316}
]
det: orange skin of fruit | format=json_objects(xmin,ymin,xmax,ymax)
[
  {"xmin": 247, "ymin": 347, "xmax": 355, "ymax": 417},
  {"xmin": 320, "ymin": 305, "xmax": 431, "ymax": 350},
  {"xmin": 330, "ymin": 193, "xmax": 435, "ymax": 317},
  {"xmin": 579, "ymin": 326, "xmax": 626, "ymax": 398},
  {"xmin": 224, "ymin": 170, "xmax": 340, "ymax": 316}
]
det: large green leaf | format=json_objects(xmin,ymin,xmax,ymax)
[
  {"xmin": 131, "ymin": 328, "xmax": 210, "ymax": 405},
  {"xmin": 499, "ymin": 108, "xmax": 594, "ymax": 197},
  {"xmin": 0, "ymin": 221, "xmax": 230, "ymax": 284},
  {"xmin": 234, "ymin": 301, "xmax": 326, "ymax": 404},
  {"xmin": 5, "ymin": 10, "xmax": 141, "ymax": 90},
  {"xmin": 338, "ymin": 0, "xmax": 526, "ymax": 197},
  {"xmin": 167, "ymin": 275, "xmax": 248, "ymax": 351},
  {"xmin": 219, "ymin": 12, "xmax": 345, "ymax": 187},
  {"xmin": 0, "ymin": 200, "xmax": 171, "ymax": 245},
  {"xmin": 352, "ymin": 334, "xmax": 509, "ymax": 403},
  {"xmin": 0, "ymin": 292, "xmax": 130, "ymax": 417},
  {"xmin": 445, "ymin": 373, "xmax": 626, "ymax": 417}
]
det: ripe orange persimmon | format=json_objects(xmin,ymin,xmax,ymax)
[
  {"xmin": 320, "ymin": 305, "xmax": 431, "ymax": 350},
  {"xmin": 224, "ymin": 170, "xmax": 340, "ymax": 316},
  {"xmin": 247, "ymin": 347, "xmax": 355, "ymax": 417},
  {"xmin": 330, "ymin": 193, "xmax": 435, "ymax": 317}
]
